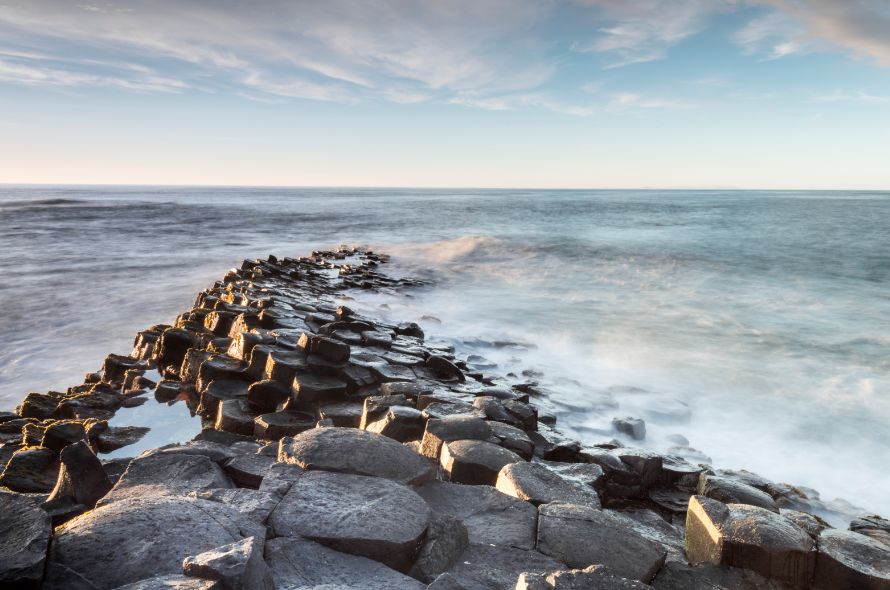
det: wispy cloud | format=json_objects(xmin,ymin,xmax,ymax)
[
  {"xmin": 733, "ymin": 11, "xmax": 808, "ymax": 59},
  {"xmin": 606, "ymin": 92, "xmax": 696, "ymax": 110},
  {"xmin": 0, "ymin": 57, "xmax": 187, "ymax": 92},
  {"xmin": 813, "ymin": 90, "xmax": 890, "ymax": 104}
]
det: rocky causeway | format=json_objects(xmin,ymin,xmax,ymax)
[{"xmin": 1, "ymin": 247, "xmax": 888, "ymax": 589}]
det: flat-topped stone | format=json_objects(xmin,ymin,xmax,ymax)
[
  {"xmin": 100, "ymin": 453, "xmax": 233, "ymax": 505},
  {"xmin": 697, "ymin": 474, "xmax": 779, "ymax": 512},
  {"xmin": 268, "ymin": 470, "xmax": 431, "ymax": 572},
  {"xmin": 291, "ymin": 373, "xmax": 347, "ymax": 404},
  {"xmin": 441, "ymin": 439, "xmax": 523, "ymax": 485},
  {"xmin": 444, "ymin": 544, "xmax": 564, "ymax": 590},
  {"xmin": 265, "ymin": 536, "xmax": 425, "ymax": 589},
  {"xmin": 182, "ymin": 536, "xmax": 273, "ymax": 590},
  {"xmin": 421, "ymin": 415, "xmax": 492, "ymax": 459},
  {"xmin": 814, "ymin": 529, "xmax": 890, "ymax": 590},
  {"xmin": 278, "ymin": 426, "xmax": 435, "ymax": 485},
  {"xmin": 518, "ymin": 564, "xmax": 654, "ymax": 589},
  {"xmin": 253, "ymin": 410, "xmax": 315, "ymax": 440},
  {"xmin": 496, "ymin": 461, "xmax": 601, "ymax": 507}
]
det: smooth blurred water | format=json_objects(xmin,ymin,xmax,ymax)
[{"xmin": 1, "ymin": 186, "xmax": 888, "ymax": 515}]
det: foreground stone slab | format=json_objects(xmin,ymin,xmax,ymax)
[
  {"xmin": 537, "ymin": 502, "xmax": 667, "ymax": 583},
  {"xmin": 517, "ymin": 564, "xmax": 653, "ymax": 589},
  {"xmin": 851, "ymin": 515, "xmax": 890, "ymax": 548},
  {"xmin": 99, "ymin": 453, "xmax": 233, "ymax": 505},
  {"xmin": 417, "ymin": 480, "xmax": 538, "ymax": 550},
  {"xmin": 0, "ymin": 446, "xmax": 59, "ymax": 493},
  {"xmin": 188, "ymin": 488, "xmax": 281, "ymax": 525},
  {"xmin": 684, "ymin": 495, "xmax": 815, "ymax": 587},
  {"xmin": 420, "ymin": 415, "xmax": 492, "ymax": 459},
  {"xmin": 445, "ymin": 544, "xmax": 564, "ymax": 590},
  {"xmin": 265, "ymin": 536, "xmax": 425, "ymax": 589},
  {"xmin": 45, "ymin": 496, "xmax": 261, "ymax": 589},
  {"xmin": 114, "ymin": 574, "xmax": 222, "ymax": 589},
  {"xmin": 182, "ymin": 536, "xmax": 274, "ymax": 590},
  {"xmin": 278, "ymin": 426, "xmax": 435, "ymax": 485},
  {"xmin": 441, "ymin": 439, "xmax": 523, "ymax": 485},
  {"xmin": 408, "ymin": 515, "xmax": 470, "ymax": 583},
  {"xmin": 268, "ymin": 470, "xmax": 431, "ymax": 571},
  {"xmin": 814, "ymin": 529, "xmax": 890, "ymax": 590},
  {"xmin": 697, "ymin": 474, "xmax": 779, "ymax": 512},
  {"xmin": 0, "ymin": 490, "xmax": 52, "ymax": 589},
  {"xmin": 496, "ymin": 461, "xmax": 601, "ymax": 507}
]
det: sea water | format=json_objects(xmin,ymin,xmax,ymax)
[{"xmin": 1, "ymin": 186, "xmax": 888, "ymax": 517}]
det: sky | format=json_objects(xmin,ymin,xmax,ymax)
[{"xmin": 1, "ymin": 0, "xmax": 889, "ymax": 189}]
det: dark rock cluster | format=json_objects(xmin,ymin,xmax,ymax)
[{"xmin": 1, "ymin": 247, "xmax": 888, "ymax": 590}]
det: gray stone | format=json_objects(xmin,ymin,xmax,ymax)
[
  {"xmin": 517, "ymin": 565, "xmax": 654, "ymax": 589},
  {"xmin": 47, "ymin": 440, "xmax": 112, "ymax": 510},
  {"xmin": 253, "ymin": 411, "xmax": 315, "ymax": 440},
  {"xmin": 365, "ymin": 405, "xmax": 426, "ymax": 442},
  {"xmin": 182, "ymin": 536, "xmax": 274, "ymax": 590},
  {"xmin": 814, "ymin": 529, "xmax": 890, "ymax": 590},
  {"xmin": 268, "ymin": 470, "xmax": 431, "ymax": 572},
  {"xmin": 198, "ymin": 380, "xmax": 250, "ymax": 417},
  {"xmin": 851, "ymin": 515, "xmax": 890, "ymax": 548},
  {"xmin": 215, "ymin": 399, "xmax": 257, "ymax": 436},
  {"xmin": 223, "ymin": 453, "xmax": 276, "ymax": 488},
  {"xmin": 427, "ymin": 572, "xmax": 470, "ymax": 590},
  {"xmin": 257, "ymin": 462, "xmax": 304, "ymax": 496},
  {"xmin": 297, "ymin": 332, "xmax": 351, "ymax": 362},
  {"xmin": 537, "ymin": 502, "xmax": 667, "ymax": 583},
  {"xmin": 650, "ymin": 561, "xmax": 791, "ymax": 590},
  {"xmin": 100, "ymin": 453, "xmax": 233, "ymax": 505},
  {"xmin": 41, "ymin": 420, "xmax": 88, "ymax": 452},
  {"xmin": 188, "ymin": 488, "xmax": 281, "ymax": 525},
  {"xmin": 246, "ymin": 380, "xmax": 291, "ymax": 413},
  {"xmin": 684, "ymin": 495, "xmax": 816, "ymax": 586},
  {"xmin": 445, "ymin": 544, "xmax": 564, "ymax": 590},
  {"xmin": 291, "ymin": 373, "xmax": 347, "ymax": 404},
  {"xmin": 488, "ymin": 421, "xmax": 534, "ymax": 460},
  {"xmin": 421, "ymin": 416, "xmax": 493, "ymax": 459},
  {"xmin": 408, "ymin": 515, "xmax": 470, "ymax": 583},
  {"xmin": 426, "ymin": 355, "xmax": 466, "ymax": 382},
  {"xmin": 96, "ymin": 425, "xmax": 151, "ymax": 453},
  {"xmin": 278, "ymin": 427, "xmax": 435, "ymax": 485},
  {"xmin": 359, "ymin": 394, "xmax": 411, "ymax": 429},
  {"xmin": 0, "ymin": 490, "xmax": 52, "ymax": 589},
  {"xmin": 780, "ymin": 509, "xmax": 829, "ymax": 539},
  {"xmin": 113, "ymin": 574, "xmax": 221, "ymax": 589},
  {"xmin": 496, "ymin": 461, "xmax": 601, "ymax": 507},
  {"xmin": 45, "ymin": 496, "xmax": 262, "ymax": 590},
  {"xmin": 142, "ymin": 440, "xmax": 238, "ymax": 464},
  {"xmin": 441, "ymin": 439, "xmax": 523, "ymax": 486},
  {"xmin": 317, "ymin": 401, "xmax": 364, "ymax": 427},
  {"xmin": 417, "ymin": 481, "xmax": 538, "ymax": 550},
  {"xmin": 0, "ymin": 446, "xmax": 59, "ymax": 493},
  {"xmin": 612, "ymin": 417, "xmax": 647, "ymax": 441},
  {"xmin": 697, "ymin": 474, "xmax": 779, "ymax": 512},
  {"xmin": 264, "ymin": 536, "xmax": 425, "ymax": 589}
]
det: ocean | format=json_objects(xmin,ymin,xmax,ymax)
[{"xmin": 1, "ymin": 185, "xmax": 888, "ymax": 517}]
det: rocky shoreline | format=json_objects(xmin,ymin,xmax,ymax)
[{"xmin": 1, "ymin": 247, "xmax": 888, "ymax": 590}]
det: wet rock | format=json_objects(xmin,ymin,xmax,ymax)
[
  {"xmin": 613, "ymin": 417, "xmax": 647, "ymax": 440},
  {"xmin": 47, "ymin": 440, "xmax": 112, "ymax": 511},
  {"xmin": 781, "ymin": 509, "xmax": 829, "ymax": 539},
  {"xmin": 297, "ymin": 332, "xmax": 351, "ymax": 362},
  {"xmin": 537, "ymin": 502, "xmax": 667, "ymax": 582},
  {"xmin": 420, "ymin": 415, "xmax": 492, "ymax": 459},
  {"xmin": 17, "ymin": 392, "xmax": 61, "ymax": 419},
  {"xmin": 651, "ymin": 560, "xmax": 790, "ymax": 590},
  {"xmin": 408, "ymin": 515, "xmax": 469, "ymax": 583},
  {"xmin": 103, "ymin": 353, "xmax": 146, "ymax": 383},
  {"xmin": 362, "ymin": 330, "xmax": 394, "ymax": 348},
  {"xmin": 291, "ymin": 373, "xmax": 348, "ymax": 404},
  {"xmin": 697, "ymin": 474, "xmax": 779, "ymax": 512},
  {"xmin": 196, "ymin": 356, "xmax": 247, "ymax": 392},
  {"xmin": 416, "ymin": 480, "xmax": 538, "ymax": 550},
  {"xmin": 114, "ymin": 574, "xmax": 222, "ymax": 589},
  {"xmin": 278, "ymin": 427, "xmax": 435, "ymax": 485},
  {"xmin": 0, "ymin": 446, "xmax": 59, "ymax": 493},
  {"xmin": 95, "ymin": 425, "xmax": 150, "ymax": 453},
  {"xmin": 253, "ymin": 410, "xmax": 315, "ymax": 440},
  {"xmin": 45, "ymin": 495, "xmax": 261, "ymax": 589},
  {"xmin": 338, "ymin": 364, "xmax": 377, "ymax": 391},
  {"xmin": 199, "ymin": 380, "xmax": 250, "ymax": 417},
  {"xmin": 245, "ymin": 380, "xmax": 290, "ymax": 412},
  {"xmin": 488, "ymin": 420, "xmax": 534, "ymax": 460},
  {"xmin": 441, "ymin": 439, "xmax": 523, "ymax": 485},
  {"xmin": 814, "ymin": 529, "xmax": 890, "ymax": 590},
  {"xmin": 143, "ymin": 440, "xmax": 238, "ymax": 464},
  {"xmin": 41, "ymin": 420, "xmax": 88, "ymax": 452},
  {"xmin": 445, "ymin": 543, "xmax": 564, "ymax": 590},
  {"xmin": 395, "ymin": 321, "xmax": 424, "ymax": 339},
  {"xmin": 268, "ymin": 470, "xmax": 430, "ymax": 571},
  {"xmin": 364, "ymin": 405, "xmax": 426, "ymax": 441},
  {"xmin": 100, "ymin": 453, "xmax": 233, "ymax": 505},
  {"xmin": 226, "ymin": 331, "xmax": 272, "ymax": 362},
  {"xmin": 215, "ymin": 399, "xmax": 256, "ymax": 436},
  {"xmin": 426, "ymin": 355, "xmax": 466, "ymax": 382},
  {"xmin": 56, "ymin": 389, "xmax": 122, "ymax": 420},
  {"xmin": 0, "ymin": 489, "xmax": 52, "ymax": 589},
  {"xmin": 496, "ymin": 461, "xmax": 601, "ymax": 507},
  {"xmin": 317, "ymin": 401, "xmax": 364, "ymax": 427},
  {"xmin": 359, "ymin": 393, "xmax": 411, "ymax": 428},
  {"xmin": 265, "ymin": 536, "xmax": 425, "ymax": 589},
  {"xmin": 684, "ymin": 495, "xmax": 815, "ymax": 586},
  {"xmin": 517, "ymin": 565, "xmax": 654, "ymax": 589},
  {"xmin": 188, "ymin": 488, "xmax": 281, "ymax": 525},
  {"xmin": 223, "ymin": 453, "xmax": 275, "ymax": 488},
  {"xmin": 155, "ymin": 328, "xmax": 197, "ymax": 375},
  {"xmin": 182, "ymin": 536, "xmax": 273, "ymax": 590},
  {"xmin": 851, "ymin": 515, "xmax": 890, "ymax": 548}
]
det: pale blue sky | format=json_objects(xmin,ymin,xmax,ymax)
[{"xmin": 1, "ymin": 0, "xmax": 889, "ymax": 188}]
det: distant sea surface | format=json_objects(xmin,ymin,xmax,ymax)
[{"xmin": 1, "ymin": 186, "xmax": 888, "ymax": 516}]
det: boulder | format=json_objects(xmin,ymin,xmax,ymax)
[
  {"xmin": 612, "ymin": 417, "xmax": 647, "ymax": 440},
  {"xmin": 488, "ymin": 421, "xmax": 534, "ymax": 460},
  {"xmin": 264, "ymin": 536, "xmax": 425, "ymax": 589},
  {"xmin": 417, "ymin": 480, "xmax": 538, "ymax": 550},
  {"xmin": 537, "ymin": 503, "xmax": 667, "ymax": 582},
  {"xmin": 268, "ymin": 470, "xmax": 431, "ymax": 572},
  {"xmin": 517, "ymin": 565, "xmax": 654, "ymax": 589},
  {"xmin": 445, "ymin": 544, "xmax": 564, "ymax": 590},
  {"xmin": 45, "ymin": 496, "xmax": 261, "ymax": 589},
  {"xmin": 17, "ymin": 392, "xmax": 61, "ymax": 419},
  {"xmin": 0, "ymin": 490, "xmax": 52, "ymax": 589},
  {"xmin": 252, "ymin": 411, "xmax": 314, "ymax": 440},
  {"xmin": 684, "ymin": 495, "xmax": 815, "ymax": 586},
  {"xmin": 114, "ymin": 574, "xmax": 221, "ymax": 589},
  {"xmin": 697, "ymin": 474, "xmax": 779, "ymax": 512},
  {"xmin": 182, "ymin": 536, "xmax": 274, "ymax": 590},
  {"xmin": 421, "ymin": 416, "xmax": 492, "ymax": 459},
  {"xmin": 851, "ymin": 515, "xmax": 890, "ymax": 548},
  {"xmin": 223, "ymin": 453, "xmax": 275, "ymax": 488},
  {"xmin": 278, "ymin": 427, "xmax": 435, "ymax": 485},
  {"xmin": 95, "ymin": 425, "xmax": 150, "ymax": 453},
  {"xmin": 47, "ymin": 440, "xmax": 112, "ymax": 510},
  {"xmin": 426, "ymin": 355, "xmax": 465, "ymax": 382},
  {"xmin": 100, "ymin": 453, "xmax": 233, "ymax": 505},
  {"xmin": 814, "ymin": 529, "xmax": 890, "ymax": 590},
  {"xmin": 141, "ymin": 440, "xmax": 237, "ymax": 464},
  {"xmin": 496, "ymin": 461, "xmax": 601, "ymax": 507},
  {"xmin": 257, "ymin": 462, "xmax": 304, "ymax": 496},
  {"xmin": 408, "ymin": 515, "xmax": 470, "ymax": 583},
  {"xmin": 364, "ymin": 406, "xmax": 426, "ymax": 442},
  {"xmin": 441, "ymin": 439, "xmax": 523, "ymax": 486},
  {"xmin": 0, "ymin": 447, "xmax": 59, "ymax": 493},
  {"xmin": 291, "ymin": 373, "xmax": 348, "ymax": 404},
  {"xmin": 41, "ymin": 420, "xmax": 88, "ymax": 452}
]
